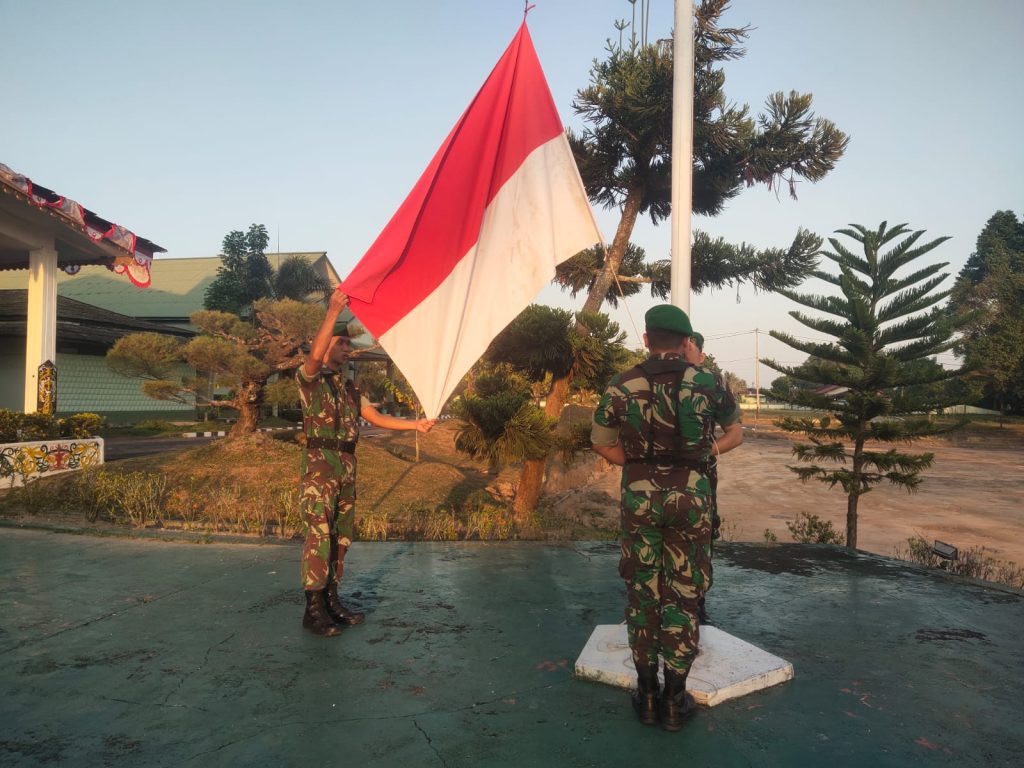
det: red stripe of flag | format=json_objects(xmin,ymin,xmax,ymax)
[{"xmin": 342, "ymin": 22, "xmax": 563, "ymax": 338}]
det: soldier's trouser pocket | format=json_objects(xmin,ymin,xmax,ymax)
[{"xmin": 618, "ymin": 537, "xmax": 637, "ymax": 580}]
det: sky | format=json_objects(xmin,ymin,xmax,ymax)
[{"xmin": 3, "ymin": 0, "xmax": 1022, "ymax": 387}]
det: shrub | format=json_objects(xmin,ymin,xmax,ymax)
[
  {"xmin": 10, "ymin": 471, "xmax": 61, "ymax": 515},
  {"xmin": 892, "ymin": 536, "xmax": 1024, "ymax": 590},
  {"xmin": 357, "ymin": 508, "xmax": 390, "ymax": 541},
  {"xmin": 65, "ymin": 468, "xmax": 113, "ymax": 522},
  {"xmin": 16, "ymin": 412, "xmax": 60, "ymax": 441},
  {"xmin": 0, "ymin": 409, "xmax": 105, "ymax": 442},
  {"xmin": 466, "ymin": 505, "xmax": 514, "ymax": 540},
  {"xmin": 271, "ymin": 487, "xmax": 302, "ymax": 538},
  {"xmin": 786, "ymin": 512, "xmax": 843, "ymax": 545},
  {"xmin": 893, "ymin": 535, "xmax": 940, "ymax": 567},
  {"xmin": 108, "ymin": 472, "xmax": 168, "ymax": 527},
  {"xmin": 420, "ymin": 507, "xmax": 460, "ymax": 541},
  {"xmin": 0, "ymin": 411, "xmax": 19, "ymax": 443},
  {"xmin": 64, "ymin": 413, "xmax": 105, "ymax": 438}
]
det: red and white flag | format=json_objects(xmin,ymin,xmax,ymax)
[{"xmin": 341, "ymin": 22, "xmax": 602, "ymax": 419}]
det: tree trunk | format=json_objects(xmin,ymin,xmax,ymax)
[
  {"xmin": 581, "ymin": 188, "xmax": 645, "ymax": 315},
  {"xmin": 512, "ymin": 461, "xmax": 545, "ymax": 523},
  {"xmin": 845, "ymin": 492, "xmax": 858, "ymax": 551},
  {"xmin": 228, "ymin": 381, "xmax": 263, "ymax": 438},
  {"xmin": 511, "ymin": 373, "xmax": 574, "ymax": 523},
  {"xmin": 511, "ymin": 188, "xmax": 646, "ymax": 520},
  {"xmin": 846, "ymin": 434, "xmax": 866, "ymax": 549}
]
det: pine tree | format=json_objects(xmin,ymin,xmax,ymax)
[
  {"xmin": 203, "ymin": 224, "xmax": 274, "ymax": 315},
  {"xmin": 949, "ymin": 210, "xmax": 1024, "ymax": 415},
  {"xmin": 762, "ymin": 222, "xmax": 968, "ymax": 549}
]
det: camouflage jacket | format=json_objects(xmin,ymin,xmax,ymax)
[
  {"xmin": 295, "ymin": 367, "xmax": 365, "ymax": 443},
  {"xmin": 592, "ymin": 353, "xmax": 740, "ymax": 491}
]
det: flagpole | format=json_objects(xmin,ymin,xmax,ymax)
[{"xmin": 670, "ymin": 0, "xmax": 695, "ymax": 315}]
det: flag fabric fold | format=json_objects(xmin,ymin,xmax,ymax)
[{"xmin": 342, "ymin": 21, "xmax": 602, "ymax": 418}]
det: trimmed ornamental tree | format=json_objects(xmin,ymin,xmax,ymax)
[
  {"xmin": 107, "ymin": 299, "xmax": 324, "ymax": 437},
  {"xmin": 452, "ymin": 305, "xmax": 628, "ymax": 522},
  {"xmin": 453, "ymin": 364, "xmax": 557, "ymax": 475},
  {"xmin": 513, "ymin": 0, "xmax": 850, "ymax": 515},
  {"xmin": 762, "ymin": 222, "xmax": 969, "ymax": 549}
]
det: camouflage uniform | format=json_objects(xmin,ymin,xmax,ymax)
[
  {"xmin": 295, "ymin": 366, "xmax": 368, "ymax": 591},
  {"xmin": 592, "ymin": 353, "xmax": 740, "ymax": 674}
]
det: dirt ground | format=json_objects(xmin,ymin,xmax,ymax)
[{"xmin": 543, "ymin": 427, "xmax": 1024, "ymax": 566}]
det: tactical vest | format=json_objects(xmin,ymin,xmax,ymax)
[{"xmin": 624, "ymin": 357, "xmax": 704, "ymax": 470}]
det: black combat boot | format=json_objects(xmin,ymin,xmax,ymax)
[
  {"xmin": 631, "ymin": 664, "xmax": 660, "ymax": 725},
  {"xmin": 302, "ymin": 590, "xmax": 343, "ymax": 637},
  {"xmin": 323, "ymin": 581, "xmax": 365, "ymax": 626},
  {"xmin": 660, "ymin": 667, "xmax": 696, "ymax": 732}
]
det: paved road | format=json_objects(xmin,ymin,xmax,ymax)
[{"xmin": 103, "ymin": 435, "xmax": 219, "ymax": 460}]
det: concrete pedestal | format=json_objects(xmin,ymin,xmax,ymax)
[{"xmin": 574, "ymin": 624, "xmax": 794, "ymax": 707}]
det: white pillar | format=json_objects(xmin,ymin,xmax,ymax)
[
  {"xmin": 670, "ymin": 0, "xmax": 695, "ymax": 315},
  {"xmin": 24, "ymin": 245, "xmax": 58, "ymax": 413}
]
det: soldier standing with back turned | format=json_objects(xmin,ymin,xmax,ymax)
[
  {"xmin": 296, "ymin": 290, "xmax": 435, "ymax": 637},
  {"xmin": 591, "ymin": 305, "xmax": 742, "ymax": 730}
]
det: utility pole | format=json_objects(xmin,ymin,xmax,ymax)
[{"xmin": 754, "ymin": 328, "xmax": 761, "ymax": 427}]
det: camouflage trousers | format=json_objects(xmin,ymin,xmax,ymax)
[
  {"xmin": 299, "ymin": 448, "xmax": 356, "ymax": 590},
  {"xmin": 619, "ymin": 480, "xmax": 712, "ymax": 674},
  {"xmin": 706, "ymin": 461, "xmax": 720, "ymax": 589}
]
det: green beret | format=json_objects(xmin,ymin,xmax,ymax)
[
  {"xmin": 693, "ymin": 331, "xmax": 705, "ymax": 350},
  {"xmin": 332, "ymin": 320, "xmax": 354, "ymax": 339},
  {"xmin": 645, "ymin": 304, "xmax": 693, "ymax": 336}
]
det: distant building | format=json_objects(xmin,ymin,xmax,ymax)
[
  {"xmin": 0, "ymin": 253, "xmax": 387, "ymax": 422},
  {"xmin": 0, "ymin": 289, "xmax": 195, "ymax": 421},
  {"xmin": 0, "ymin": 251, "xmax": 341, "ymax": 332},
  {"xmin": 1, "ymin": 162, "xmax": 164, "ymax": 415}
]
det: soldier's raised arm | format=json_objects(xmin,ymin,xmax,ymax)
[{"xmin": 303, "ymin": 290, "xmax": 349, "ymax": 378}]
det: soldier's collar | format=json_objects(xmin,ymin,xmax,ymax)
[{"xmin": 651, "ymin": 352, "xmax": 683, "ymax": 361}]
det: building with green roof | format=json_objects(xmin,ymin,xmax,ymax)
[
  {"xmin": 0, "ymin": 252, "xmax": 340, "ymax": 328},
  {"xmin": 0, "ymin": 253, "xmax": 353, "ymax": 422}
]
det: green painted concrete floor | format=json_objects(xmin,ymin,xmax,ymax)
[{"xmin": 1, "ymin": 528, "xmax": 1022, "ymax": 767}]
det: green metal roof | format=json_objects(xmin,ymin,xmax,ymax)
[{"xmin": 0, "ymin": 252, "xmax": 338, "ymax": 320}]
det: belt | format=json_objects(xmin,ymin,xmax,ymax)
[
  {"xmin": 624, "ymin": 456, "xmax": 703, "ymax": 470},
  {"xmin": 306, "ymin": 437, "xmax": 357, "ymax": 453}
]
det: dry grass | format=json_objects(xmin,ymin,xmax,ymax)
[{"xmin": 0, "ymin": 423, "xmax": 524, "ymax": 540}]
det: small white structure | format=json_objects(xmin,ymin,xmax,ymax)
[
  {"xmin": 575, "ymin": 624, "xmax": 794, "ymax": 707},
  {"xmin": 1, "ymin": 437, "xmax": 104, "ymax": 488}
]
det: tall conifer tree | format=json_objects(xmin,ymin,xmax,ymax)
[
  {"xmin": 949, "ymin": 210, "xmax": 1024, "ymax": 415},
  {"xmin": 763, "ymin": 222, "xmax": 968, "ymax": 549}
]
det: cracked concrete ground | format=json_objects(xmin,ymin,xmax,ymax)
[{"xmin": 1, "ymin": 528, "xmax": 1022, "ymax": 767}]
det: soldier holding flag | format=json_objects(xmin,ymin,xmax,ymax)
[{"xmin": 296, "ymin": 290, "xmax": 435, "ymax": 637}]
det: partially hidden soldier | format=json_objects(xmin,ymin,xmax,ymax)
[
  {"xmin": 685, "ymin": 331, "xmax": 720, "ymax": 624},
  {"xmin": 591, "ymin": 305, "xmax": 743, "ymax": 731},
  {"xmin": 297, "ymin": 290, "xmax": 436, "ymax": 637}
]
